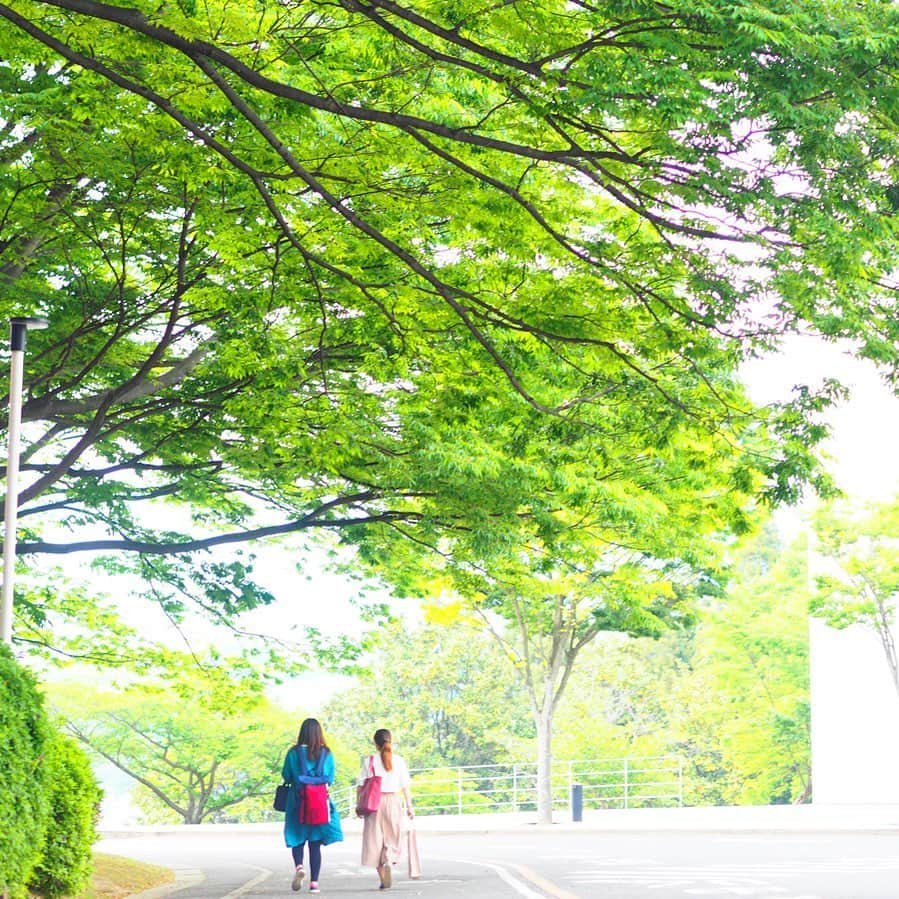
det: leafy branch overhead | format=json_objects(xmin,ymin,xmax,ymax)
[{"xmin": 1, "ymin": 0, "xmax": 898, "ymax": 622}]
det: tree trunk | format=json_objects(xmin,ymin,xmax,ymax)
[
  {"xmin": 873, "ymin": 596, "xmax": 899, "ymax": 701},
  {"xmin": 535, "ymin": 707, "xmax": 554, "ymax": 825}
]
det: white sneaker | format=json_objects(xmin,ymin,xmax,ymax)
[{"xmin": 291, "ymin": 866, "xmax": 305, "ymax": 891}]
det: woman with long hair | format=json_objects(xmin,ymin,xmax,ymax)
[
  {"xmin": 282, "ymin": 717, "xmax": 343, "ymax": 893},
  {"xmin": 357, "ymin": 728, "xmax": 414, "ymax": 890}
]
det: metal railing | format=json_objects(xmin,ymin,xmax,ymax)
[{"xmin": 332, "ymin": 755, "xmax": 682, "ymax": 818}]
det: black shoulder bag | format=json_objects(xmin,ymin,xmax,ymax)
[{"xmin": 274, "ymin": 748, "xmax": 293, "ymax": 811}]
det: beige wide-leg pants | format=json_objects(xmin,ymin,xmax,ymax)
[{"xmin": 361, "ymin": 792, "xmax": 403, "ymax": 868}]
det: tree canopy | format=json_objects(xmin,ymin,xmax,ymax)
[{"xmin": 2, "ymin": 0, "xmax": 899, "ymax": 637}]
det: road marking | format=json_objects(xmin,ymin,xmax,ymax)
[
  {"xmin": 437, "ymin": 856, "xmax": 548, "ymax": 899},
  {"xmin": 557, "ymin": 855, "xmax": 899, "ymax": 897},
  {"xmin": 481, "ymin": 861, "xmax": 549, "ymax": 899},
  {"xmin": 510, "ymin": 863, "xmax": 581, "ymax": 898},
  {"xmin": 218, "ymin": 865, "xmax": 272, "ymax": 899}
]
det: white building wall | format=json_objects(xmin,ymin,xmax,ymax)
[{"xmin": 810, "ymin": 616, "xmax": 899, "ymax": 803}]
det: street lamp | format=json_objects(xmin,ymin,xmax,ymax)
[{"xmin": 1, "ymin": 316, "xmax": 49, "ymax": 645}]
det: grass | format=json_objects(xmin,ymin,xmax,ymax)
[{"xmin": 74, "ymin": 853, "xmax": 174, "ymax": 899}]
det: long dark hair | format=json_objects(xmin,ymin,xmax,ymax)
[
  {"xmin": 374, "ymin": 728, "xmax": 393, "ymax": 771},
  {"xmin": 296, "ymin": 718, "xmax": 327, "ymax": 762}
]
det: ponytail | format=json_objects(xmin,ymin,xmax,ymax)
[{"xmin": 374, "ymin": 728, "xmax": 393, "ymax": 772}]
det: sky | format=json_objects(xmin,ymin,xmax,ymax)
[{"xmin": 741, "ymin": 335, "xmax": 899, "ymax": 519}]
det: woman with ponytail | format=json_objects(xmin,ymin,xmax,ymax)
[{"xmin": 357, "ymin": 728, "xmax": 414, "ymax": 889}]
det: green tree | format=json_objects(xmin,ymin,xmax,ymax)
[
  {"xmin": 551, "ymin": 526, "xmax": 812, "ymax": 807},
  {"xmin": 323, "ymin": 619, "xmax": 533, "ymax": 772},
  {"xmin": 673, "ymin": 527, "xmax": 812, "ymax": 805},
  {"xmin": 454, "ymin": 547, "xmax": 702, "ymax": 823},
  {"xmin": 553, "ymin": 631, "xmax": 686, "ymax": 763},
  {"xmin": 552, "ymin": 632, "xmax": 692, "ymax": 808},
  {"xmin": 811, "ymin": 497, "xmax": 899, "ymax": 701},
  {"xmin": 54, "ymin": 654, "xmax": 296, "ymax": 824},
  {"xmin": 2, "ymin": 0, "xmax": 898, "ymax": 654}
]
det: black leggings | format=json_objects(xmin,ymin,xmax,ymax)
[{"xmin": 292, "ymin": 841, "xmax": 323, "ymax": 881}]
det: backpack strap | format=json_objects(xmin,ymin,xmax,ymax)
[{"xmin": 304, "ymin": 746, "xmax": 326, "ymax": 778}]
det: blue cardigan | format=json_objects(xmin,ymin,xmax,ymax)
[{"xmin": 281, "ymin": 745, "xmax": 343, "ymax": 847}]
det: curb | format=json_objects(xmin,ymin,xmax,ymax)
[
  {"xmin": 125, "ymin": 867, "xmax": 204, "ymax": 899},
  {"xmin": 98, "ymin": 805, "xmax": 899, "ymax": 840}
]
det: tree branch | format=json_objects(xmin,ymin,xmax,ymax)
[{"xmin": 15, "ymin": 508, "xmax": 423, "ymax": 555}]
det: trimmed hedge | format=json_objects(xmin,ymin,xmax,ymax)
[
  {"xmin": 0, "ymin": 645, "xmax": 101, "ymax": 899},
  {"xmin": 0, "ymin": 644, "xmax": 52, "ymax": 898},
  {"xmin": 28, "ymin": 730, "xmax": 103, "ymax": 899}
]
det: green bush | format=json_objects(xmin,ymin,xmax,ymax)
[
  {"xmin": 0, "ymin": 644, "xmax": 52, "ymax": 898},
  {"xmin": 28, "ymin": 730, "xmax": 103, "ymax": 898}
]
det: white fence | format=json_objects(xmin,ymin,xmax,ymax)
[{"xmin": 332, "ymin": 755, "xmax": 682, "ymax": 817}]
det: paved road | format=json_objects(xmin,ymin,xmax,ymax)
[
  {"xmin": 480, "ymin": 831, "xmax": 899, "ymax": 898},
  {"xmin": 96, "ymin": 830, "xmax": 527, "ymax": 898},
  {"xmin": 97, "ymin": 828, "xmax": 899, "ymax": 899}
]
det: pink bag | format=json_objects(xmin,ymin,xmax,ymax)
[
  {"xmin": 356, "ymin": 755, "xmax": 382, "ymax": 816},
  {"xmin": 299, "ymin": 783, "xmax": 330, "ymax": 825},
  {"xmin": 407, "ymin": 823, "xmax": 422, "ymax": 879},
  {"xmin": 297, "ymin": 748, "xmax": 330, "ymax": 825}
]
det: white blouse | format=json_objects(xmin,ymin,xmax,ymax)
[{"xmin": 357, "ymin": 751, "xmax": 411, "ymax": 793}]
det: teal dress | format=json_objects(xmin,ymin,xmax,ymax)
[{"xmin": 282, "ymin": 745, "xmax": 344, "ymax": 847}]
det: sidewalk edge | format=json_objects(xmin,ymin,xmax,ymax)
[{"xmin": 126, "ymin": 867, "xmax": 204, "ymax": 899}]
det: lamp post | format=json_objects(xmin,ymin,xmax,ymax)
[{"xmin": 1, "ymin": 316, "xmax": 48, "ymax": 645}]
